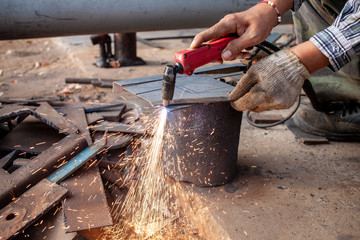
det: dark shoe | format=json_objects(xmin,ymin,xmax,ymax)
[{"xmin": 293, "ymin": 103, "xmax": 360, "ymax": 141}]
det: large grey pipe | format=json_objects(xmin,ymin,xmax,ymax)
[{"xmin": 0, "ymin": 0, "xmax": 292, "ymax": 40}]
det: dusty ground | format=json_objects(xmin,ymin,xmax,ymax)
[{"xmin": 0, "ymin": 29, "xmax": 359, "ymax": 240}]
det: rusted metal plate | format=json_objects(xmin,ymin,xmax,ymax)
[
  {"xmin": 61, "ymin": 165, "xmax": 113, "ymax": 232},
  {"xmin": 0, "ymin": 178, "xmax": 68, "ymax": 240},
  {"xmin": 0, "ymin": 136, "xmax": 106, "ymax": 239},
  {"xmin": 58, "ymin": 103, "xmax": 113, "ymax": 232},
  {"xmin": 0, "ymin": 136, "xmax": 87, "ymax": 209},
  {"xmin": 0, "ymin": 150, "xmax": 16, "ymax": 168},
  {"xmin": 0, "ymin": 104, "xmax": 36, "ymax": 123},
  {"xmin": 98, "ymin": 111, "xmax": 122, "ymax": 122},
  {"xmin": 35, "ymin": 102, "xmax": 79, "ymax": 135},
  {"xmin": 56, "ymin": 103, "xmax": 92, "ymax": 145},
  {"xmin": 0, "ymin": 115, "xmax": 66, "ymax": 153},
  {"xmin": 0, "ymin": 103, "xmax": 78, "ymax": 135},
  {"xmin": 120, "ymin": 109, "xmax": 140, "ymax": 124},
  {"xmin": 100, "ymin": 167, "xmax": 124, "ymax": 188},
  {"xmin": 94, "ymin": 132, "xmax": 133, "ymax": 150},
  {"xmin": 12, "ymin": 158, "xmax": 31, "ymax": 167},
  {"xmin": 15, "ymin": 204, "xmax": 78, "ymax": 240},
  {"xmin": 84, "ymin": 103, "xmax": 125, "ymax": 114},
  {"xmin": 86, "ymin": 112, "xmax": 104, "ymax": 125},
  {"xmin": 89, "ymin": 121, "xmax": 146, "ymax": 135}
]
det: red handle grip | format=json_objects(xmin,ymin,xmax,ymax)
[{"xmin": 174, "ymin": 36, "xmax": 237, "ymax": 75}]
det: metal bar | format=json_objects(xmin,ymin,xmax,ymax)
[
  {"xmin": 89, "ymin": 121, "xmax": 146, "ymax": 135},
  {"xmin": 0, "ymin": 136, "xmax": 88, "ymax": 209},
  {"xmin": 84, "ymin": 103, "xmax": 125, "ymax": 113},
  {"xmin": 0, "ymin": 0, "xmax": 293, "ymax": 40},
  {"xmin": 47, "ymin": 135, "xmax": 107, "ymax": 184},
  {"xmin": 0, "ymin": 179, "xmax": 68, "ymax": 240},
  {"xmin": 0, "ymin": 150, "xmax": 17, "ymax": 169}
]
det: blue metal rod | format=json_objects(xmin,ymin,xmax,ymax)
[{"xmin": 47, "ymin": 137, "xmax": 106, "ymax": 184}]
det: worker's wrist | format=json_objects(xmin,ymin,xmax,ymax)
[
  {"xmin": 252, "ymin": 2, "xmax": 278, "ymax": 27},
  {"xmin": 269, "ymin": 0, "xmax": 293, "ymax": 15},
  {"xmin": 256, "ymin": 0, "xmax": 293, "ymax": 16},
  {"xmin": 290, "ymin": 41, "xmax": 330, "ymax": 74},
  {"xmin": 256, "ymin": 1, "xmax": 282, "ymax": 25},
  {"xmin": 253, "ymin": 0, "xmax": 293, "ymax": 27}
]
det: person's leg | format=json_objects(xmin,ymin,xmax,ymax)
[
  {"xmin": 293, "ymin": 0, "xmax": 360, "ymax": 104},
  {"xmin": 292, "ymin": 0, "xmax": 360, "ymax": 141}
]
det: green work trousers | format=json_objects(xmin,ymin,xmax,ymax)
[{"xmin": 293, "ymin": 0, "xmax": 360, "ymax": 104}]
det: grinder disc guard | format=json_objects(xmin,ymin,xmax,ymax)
[{"xmin": 162, "ymin": 101, "xmax": 242, "ymax": 187}]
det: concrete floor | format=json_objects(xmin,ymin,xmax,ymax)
[
  {"xmin": 0, "ymin": 28, "xmax": 359, "ymax": 240},
  {"xmin": 193, "ymin": 120, "xmax": 360, "ymax": 240}
]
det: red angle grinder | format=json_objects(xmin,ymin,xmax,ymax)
[{"xmin": 161, "ymin": 35, "xmax": 237, "ymax": 106}]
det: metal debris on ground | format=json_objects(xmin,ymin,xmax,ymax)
[{"xmin": 0, "ymin": 100, "xmax": 146, "ymax": 239}]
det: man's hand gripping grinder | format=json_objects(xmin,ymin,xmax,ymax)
[{"xmin": 161, "ymin": 36, "xmax": 237, "ymax": 106}]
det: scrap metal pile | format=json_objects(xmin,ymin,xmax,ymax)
[{"xmin": 0, "ymin": 100, "xmax": 147, "ymax": 239}]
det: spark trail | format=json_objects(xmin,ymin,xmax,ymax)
[{"xmin": 103, "ymin": 108, "xmax": 198, "ymax": 239}]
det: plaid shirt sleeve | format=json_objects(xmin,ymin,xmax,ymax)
[{"xmin": 309, "ymin": 0, "xmax": 360, "ymax": 71}]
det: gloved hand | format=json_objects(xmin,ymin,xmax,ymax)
[{"xmin": 229, "ymin": 49, "xmax": 310, "ymax": 112}]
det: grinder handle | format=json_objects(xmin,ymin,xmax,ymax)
[{"xmin": 175, "ymin": 36, "xmax": 237, "ymax": 75}]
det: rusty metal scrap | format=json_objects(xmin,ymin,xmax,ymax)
[
  {"xmin": 0, "ymin": 100, "xmax": 146, "ymax": 237},
  {"xmin": 90, "ymin": 121, "xmax": 146, "ymax": 135},
  {"xmin": 61, "ymin": 166, "xmax": 113, "ymax": 232},
  {"xmin": 100, "ymin": 167, "xmax": 124, "ymax": 188},
  {"xmin": 57, "ymin": 103, "xmax": 113, "ymax": 232},
  {"xmin": 0, "ymin": 104, "xmax": 36, "ymax": 123},
  {"xmin": 35, "ymin": 102, "xmax": 79, "ymax": 135},
  {"xmin": 0, "ymin": 136, "xmax": 88, "ymax": 209},
  {"xmin": 120, "ymin": 108, "xmax": 140, "ymax": 124},
  {"xmin": 0, "ymin": 178, "xmax": 68, "ymax": 240},
  {"xmin": 0, "ymin": 151, "xmax": 16, "ymax": 169},
  {"xmin": 0, "ymin": 102, "xmax": 79, "ymax": 135},
  {"xmin": 0, "ymin": 102, "xmax": 88, "ymax": 209},
  {"xmin": 84, "ymin": 103, "xmax": 125, "ymax": 114},
  {"xmin": 0, "ymin": 116, "xmax": 68, "ymax": 153},
  {"xmin": 94, "ymin": 132, "xmax": 133, "ymax": 150},
  {"xmin": 0, "ymin": 136, "xmax": 107, "ymax": 239},
  {"xmin": 16, "ymin": 205, "xmax": 78, "ymax": 240},
  {"xmin": 86, "ymin": 112, "xmax": 104, "ymax": 125}
]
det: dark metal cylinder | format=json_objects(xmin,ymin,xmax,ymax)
[
  {"xmin": 114, "ymin": 33, "xmax": 136, "ymax": 60},
  {"xmin": 162, "ymin": 102, "xmax": 242, "ymax": 187},
  {"xmin": 114, "ymin": 33, "xmax": 145, "ymax": 66}
]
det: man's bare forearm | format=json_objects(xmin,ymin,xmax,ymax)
[{"xmin": 291, "ymin": 41, "xmax": 330, "ymax": 74}]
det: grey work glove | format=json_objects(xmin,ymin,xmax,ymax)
[{"xmin": 229, "ymin": 49, "xmax": 310, "ymax": 112}]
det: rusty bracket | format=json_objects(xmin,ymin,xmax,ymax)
[
  {"xmin": 0, "ymin": 134, "xmax": 107, "ymax": 239},
  {"xmin": 0, "ymin": 102, "xmax": 79, "ymax": 135},
  {"xmin": 0, "ymin": 135, "xmax": 88, "ymax": 209},
  {"xmin": 0, "ymin": 102, "xmax": 87, "ymax": 208},
  {"xmin": 89, "ymin": 121, "xmax": 146, "ymax": 135}
]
